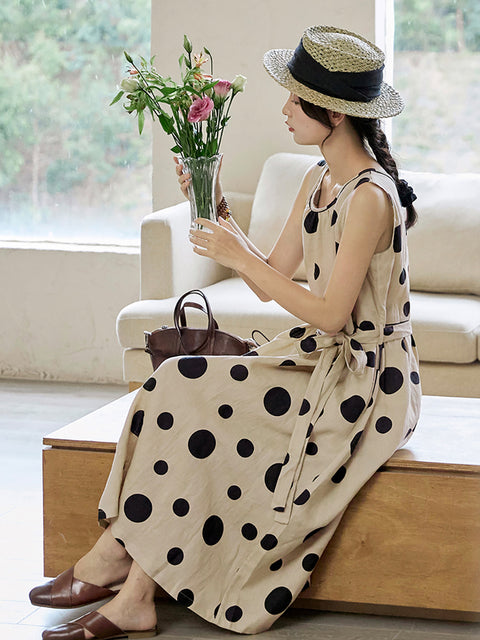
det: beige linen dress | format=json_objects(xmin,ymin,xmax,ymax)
[{"xmin": 99, "ymin": 160, "xmax": 422, "ymax": 634}]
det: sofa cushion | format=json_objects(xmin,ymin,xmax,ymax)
[
  {"xmin": 410, "ymin": 291, "xmax": 480, "ymax": 363},
  {"xmin": 248, "ymin": 152, "xmax": 320, "ymax": 281},
  {"xmin": 401, "ymin": 170, "xmax": 480, "ymax": 296},
  {"xmin": 117, "ymin": 277, "xmax": 308, "ymax": 349}
]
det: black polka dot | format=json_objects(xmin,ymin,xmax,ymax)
[
  {"xmin": 299, "ymin": 399, "xmax": 310, "ymax": 416},
  {"xmin": 167, "ymin": 547, "xmax": 184, "ymax": 565},
  {"xmin": 143, "ymin": 378, "xmax": 156, "ymax": 391},
  {"xmin": 302, "ymin": 553, "xmax": 319, "ymax": 571},
  {"xmin": 350, "ymin": 339, "xmax": 363, "ymax": 351},
  {"xmin": 225, "ymin": 606, "xmax": 243, "ymax": 622},
  {"xmin": 289, "ymin": 326, "xmax": 306, "ymax": 339},
  {"xmin": 379, "ymin": 367, "xmax": 404, "ymax": 394},
  {"xmin": 393, "ymin": 225, "xmax": 402, "ymax": 252},
  {"xmin": 124, "ymin": 494, "xmax": 152, "ymax": 523},
  {"xmin": 227, "ymin": 485, "xmax": 242, "ymax": 500},
  {"xmin": 270, "ymin": 559, "xmax": 283, "ymax": 571},
  {"xmin": 410, "ymin": 371, "xmax": 420, "ymax": 384},
  {"xmin": 335, "ymin": 241, "xmax": 339, "ymax": 254},
  {"xmin": 202, "ymin": 515, "xmax": 224, "ymax": 545},
  {"xmin": 340, "ymin": 395, "xmax": 365, "ymax": 423},
  {"xmin": 300, "ymin": 336, "xmax": 316, "ymax": 353},
  {"xmin": 399, "ymin": 268, "xmax": 406, "ymax": 285},
  {"xmin": 260, "ymin": 534, "xmax": 278, "ymax": 550},
  {"xmin": 280, "ymin": 359, "xmax": 296, "ymax": 367},
  {"xmin": 230, "ymin": 364, "xmax": 248, "ymax": 381},
  {"xmin": 98, "ymin": 509, "xmax": 106, "ymax": 521},
  {"xmin": 350, "ymin": 430, "xmax": 364, "ymax": 454},
  {"xmin": 366, "ymin": 351, "xmax": 376, "ymax": 367},
  {"xmin": 264, "ymin": 586, "xmax": 293, "ymax": 615},
  {"xmin": 355, "ymin": 177, "xmax": 370, "ymax": 189},
  {"xmin": 218, "ymin": 404, "xmax": 233, "ymax": 419},
  {"xmin": 306, "ymin": 423, "xmax": 314, "ymax": 437},
  {"xmin": 306, "ymin": 442, "xmax": 318, "ymax": 455},
  {"xmin": 384, "ymin": 325, "xmax": 394, "ymax": 336},
  {"xmin": 264, "ymin": 387, "xmax": 291, "ymax": 416},
  {"xmin": 304, "ymin": 210, "xmax": 319, "ymax": 234},
  {"xmin": 303, "ymin": 527, "xmax": 325, "ymax": 542},
  {"xmin": 401, "ymin": 338, "xmax": 408, "ymax": 352},
  {"xmin": 264, "ymin": 462, "xmax": 283, "ymax": 492},
  {"xmin": 188, "ymin": 429, "xmax": 216, "ymax": 458},
  {"xmin": 403, "ymin": 301, "xmax": 410, "ymax": 317},
  {"xmin": 177, "ymin": 588, "xmax": 194, "ymax": 606},
  {"xmin": 359, "ymin": 320, "xmax": 375, "ymax": 331},
  {"xmin": 368, "ymin": 397, "xmax": 374, "ymax": 407},
  {"xmin": 153, "ymin": 459, "xmax": 168, "ymax": 475},
  {"xmin": 172, "ymin": 498, "xmax": 189, "ymax": 517},
  {"xmin": 283, "ymin": 453, "xmax": 290, "ymax": 465},
  {"xmin": 243, "ymin": 350, "xmax": 258, "ymax": 357},
  {"xmin": 241, "ymin": 523, "xmax": 257, "ymax": 540},
  {"xmin": 237, "ymin": 438, "xmax": 254, "ymax": 457},
  {"xmin": 313, "ymin": 263, "xmax": 320, "ymax": 279},
  {"xmin": 294, "ymin": 489, "xmax": 310, "ymax": 505},
  {"xmin": 331, "ymin": 209, "xmax": 338, "ymax": 225},
  {"xmin": 178, "ymin": 356, "xmax": 207, "ymax": 378},
  {"xmin": 115, "ymin": 537, "xmax": 125, "ymax": 547},
  {"xmin": 157, "ymin": 412, "xmax": 174, "ymax": 430},
  {"xmin": 331, "ymin": 466, "xmax": 347, "ymax": 484},
  {"xmin": 130, "ymin": 410, "xmax": 144, "ymax": 436},
  {"xmin": 375, "ymin": 416, "xmax": 393, "ymax": 433},
  {"xmin": 214, "ymin": 604, "xmax": 220, "ymax": 618},
  {"xmin": 411, "ymin": 334, "xmax": 416, "ymax": 347}
]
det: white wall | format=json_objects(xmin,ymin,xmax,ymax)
[
  {"xmin": 152, "ymin": 0, "xmax": 381, "ymax": 210},
  {"xmin": 0, "ymin": 242, "xmax": 139, "ymax": 383}
]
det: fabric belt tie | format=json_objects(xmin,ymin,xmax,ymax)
[{"xmin": 272, "ymin": 320, "xmax": 412, "ymax": 524}]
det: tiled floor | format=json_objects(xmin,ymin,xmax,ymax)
[{"xmin": 0, "ymin": 378, "xmax": 479, "ymax": 640}]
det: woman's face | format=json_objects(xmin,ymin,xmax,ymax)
[{"xmin": 282, "ymin": 93, "xmax": 330, "ymax": 146}]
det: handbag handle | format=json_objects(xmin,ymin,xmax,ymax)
[{"xmin": 173, "ymin": 290, "xmax": 216, "ymax": 355}]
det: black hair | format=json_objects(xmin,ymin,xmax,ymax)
[{"xmin": 299, "ymin": 98, "xmax": 418, "ymax": 230}]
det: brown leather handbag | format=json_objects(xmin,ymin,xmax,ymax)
[{"xmin": 144, "ymin": 289, "xmax": 256, "ymax": 371}]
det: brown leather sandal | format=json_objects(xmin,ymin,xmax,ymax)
[
  {"xmin": 41, "ymin": 610, "xmax": 157, "ymax": 639},
  {"xmin": 29, "ymin": 566, "xmax": 119, "ymax": 609}
]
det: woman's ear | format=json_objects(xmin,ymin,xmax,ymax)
[{"xmin": 327, "ymin": 110, "xmax": 346, "ymax": 127}]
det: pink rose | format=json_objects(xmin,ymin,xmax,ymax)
[
  {"xmin": 187, "ymin": 96, "xmax": 214, "ymax": 122},
  {"xmin": 214, "ymin": 79, "xmax": 232, "ymax": 97}
]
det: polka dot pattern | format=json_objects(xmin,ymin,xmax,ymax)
[
  {"xmin": 264, "ymin": 587, "xmax": 293, "ymax": 615},
  {"xmin": 230, "ymin": 364, "xmax": 248, "ymax": 381},
  {"xmin": 379, "ymin": 367, "xmax": 404, "ymax": 394},
  {"xmin": 202, "ymin": 515, "xmax": 224, "ymax": 545},
  {"xmin": 188, "ymin": 430, "xmax": 216, "ymax": 459},
  {"xmin": 124, "ymin": 494, "xmax": 152, "ymax": 523},
  {"xmin": 340, "ymin": 395, "xmax": 365, "ymax": 423},
  {"xmin": 178, "ymin": 357, "xmax": 207, "ymax": 379},
  {"xmin": 157, "ymin": 412, "xmax": 173, "ymax": 430},
  {"xmin": 130, "ymin": 411, "xmax": 144, "ymax": 437},
  {"xmin": 304, "ymin": 210, "xmax": 319, "ymax": 234},
  {"xmin": 263, "ymin": 387, "xmax": 291, "ymax": 416},
  {"xmin": 143, "ymin": 378, "xmax": 156, "ymax": 391}
]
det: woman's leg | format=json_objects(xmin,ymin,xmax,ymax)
[
  {"xmin": 74, "ymin": 525, "xmax": 133, "ymax": 588},
  {"xmin": 83, "ymin": 561, "xmax": 157, "ymax": 639}
]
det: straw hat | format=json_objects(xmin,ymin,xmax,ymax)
[{"xmin": 264, "ymin": 25, "xmax": 403, "ymax": 118}]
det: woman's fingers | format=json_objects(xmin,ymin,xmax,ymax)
[{"xmin": 173, "ymin": 157, "xmax": 191, "ymax": 196}]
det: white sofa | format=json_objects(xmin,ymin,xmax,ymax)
[{"xmin": 117, "ymin": 153, "xmax": 480, "ymax": 397}]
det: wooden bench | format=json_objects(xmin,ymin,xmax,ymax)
[{"xmin": 42, "ymin": 393, "xmax": 480, "ymax": 621}]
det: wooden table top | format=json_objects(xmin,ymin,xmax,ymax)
[{"xmin": 43, "ymin": 393, "xmax": 480, "ymax": 474}]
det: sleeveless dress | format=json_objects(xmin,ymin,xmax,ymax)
[{"xmin": 99, "ymin": 160, "xmax": 422, "ymax": 635}]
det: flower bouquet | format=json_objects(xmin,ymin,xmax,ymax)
[{"xmin": 111, "ymin": 35, "xmax": 246, "ymax": 228}]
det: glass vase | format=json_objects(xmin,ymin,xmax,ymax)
[{"xmin": 182, "ymin": 154, "xmax": 222, "ymax": 230}]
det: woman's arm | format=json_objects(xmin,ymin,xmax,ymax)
[{"xmin": 190, "ymin": 182, "xmax": 392, "ymax": 333}]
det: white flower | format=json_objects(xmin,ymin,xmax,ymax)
[
  {"xmin": 231, "ymin": 74, "xmax": 247, "ymax": 94},
  {"xmin": 120, "ymin": 77, "xmax": 139, "ymax": 93}
]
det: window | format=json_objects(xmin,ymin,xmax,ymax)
[
  {"xmin": 0, "ymin": 0, "xmax": 151, "ymax": 244},
  {"xmin": 393, "ymin": 0, "xmax": 480, "ymax": 172}
]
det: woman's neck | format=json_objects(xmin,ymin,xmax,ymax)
[{"xmin": 320, "ymin": 122, "xmax": 380, "ymax": 187}]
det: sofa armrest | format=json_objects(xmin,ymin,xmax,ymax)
[{"xmin": 140, "ymin": 193, "xmax": 253, "ymax": 300}]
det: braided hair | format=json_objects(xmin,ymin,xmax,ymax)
[{"xmin": 299, "ymin": 99, "xmax": 418, "ymax": 229}]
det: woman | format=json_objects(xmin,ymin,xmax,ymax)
[{"xmin": 31, "ymin": 25, "xmax": 421, "ymax": 639}]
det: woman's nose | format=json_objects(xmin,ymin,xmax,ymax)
[{"xmin": 282, "ymin": 100, "xmax": 289, "ymax": 116}]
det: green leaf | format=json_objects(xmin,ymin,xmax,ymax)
[
  {"xmin": 183, "ymin": 34, "xmax": 193, "ymax": 54},
  {"xmin": 170, "ymin": 145, "xmax": 182, "ymax": 153},
  {"xmin": 138, "ymin": 109, "xmax": 145, "ymax": 134},
  {"xmin": 158, "ymin": 111, "xmax": 174, "ymax": 135},
  {"xmin": 109, "ymin": 90, "xmax": 124, "ymax": 106},
  {"xmin": 178, "ymin": 53, "xmax": 185, "ymax": 68},
  {"xmin": 124, "ymin": 51, "xmax": 133, "ymax": 64}
]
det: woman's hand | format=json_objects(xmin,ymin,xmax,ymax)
[
  {"xmin": 189, "ymin": 217, "xmax": 252, "ymax": 271},
  {"xmin": 173, "ymin": 155, "xmax": 224, "ymax": 206}
]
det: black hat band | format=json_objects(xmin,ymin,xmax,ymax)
[{"xmin": 287, "ymin": 40, "xmax": 384, "ymax": 103}]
